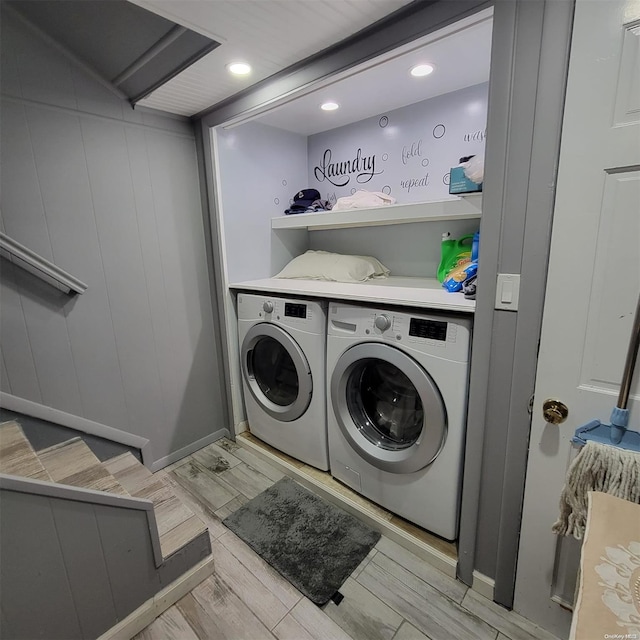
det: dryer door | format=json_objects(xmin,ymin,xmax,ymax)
[
  {"xmin": 241, "ymin": 323, "xmax": 312, "ymax": 422},
  {"xmin": 331, "ymin": 343, "xmax": 446, "ymax": 473}
]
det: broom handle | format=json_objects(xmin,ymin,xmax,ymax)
[{"xmin": 618, "ymin": 292, "xmax": 640, "ymax": 410}]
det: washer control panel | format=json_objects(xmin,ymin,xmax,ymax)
[
  {"xmin": 409, "ymin": 317, "xmax": 448, "ymax": 341},
  {"xmin": 328, "ymin": 302, "xmax": 471, "ymax": 362}
]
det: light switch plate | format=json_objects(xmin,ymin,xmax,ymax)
[{"xmin": 495, "ymin": 273, "xmax": 521, "ymax": 311}]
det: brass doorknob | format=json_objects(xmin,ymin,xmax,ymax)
[{"xmin": 542, "ymin": 399, "xmax": 569, "ymax": 424}]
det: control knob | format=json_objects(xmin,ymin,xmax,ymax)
[
  {"xmin": 263, "ymin": 301, "xmax": 274, "ymax": 314},
  {"xmin": 374, "ymin": 314, "xmax": 392, "ymax": 331}
]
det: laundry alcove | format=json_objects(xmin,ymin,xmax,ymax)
[
  {"xmin": 198, "ymin": 0, "xmax": 576, "ymax": 621},
  {"xmin": 202, "ymin": 8, "xmax": 495, "ymax": 576},
  {"xmin": 211, "ymin": 8, "xmax": 493, "ymax": 435}
]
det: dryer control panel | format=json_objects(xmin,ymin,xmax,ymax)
[
  {"xmin": 238, "ymin": 293, "xmax": 327, "ymax": 334},
  {"xmin": 285, "ymin": 302, "xmax": 307, "ymax": 319}
]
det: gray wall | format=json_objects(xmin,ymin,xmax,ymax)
[
  {"xmin": 0, "ymin": 489, "xmax": 157, "ymax": 639},
  {"xmin": 0, "ymin": 482, "xmax": 210, "ymax": 639},
  {"xmin": 0, "ymin": 9, "xmax": 227, "ymax": 467}
]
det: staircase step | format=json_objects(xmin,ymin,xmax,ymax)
[
  {"xmin": 2, "ymin": 429, "xmax": 207, "ymax": 559},
  {"xmin": 0, "ymin": 421, "xmax": 51, "ymax": 482},
  {"xmin": 103, "ymin": 452, "xmax": 153, "ymax": 493},
  {"xmin": 105, "ymin": 453, "xmax": 207, "ymax": 558},
  {"xmin": 38, "ymin": 438, "xmax": 128, "ymax": 496}
]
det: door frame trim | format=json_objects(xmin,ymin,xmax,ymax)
[{"xmin": 457, "ymin": 0, "xmax": 575, "ymax": 605}]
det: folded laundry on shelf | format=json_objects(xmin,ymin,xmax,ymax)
[{"xmin": 332, "ymin": 190, "xmax": 396, "ymax": 211}]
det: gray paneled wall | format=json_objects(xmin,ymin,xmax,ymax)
[
  {"xmin": 0, "ymin": 489, "xmax": 156, "ymax": 639},
  {"xmin": 0, "ymin": 9, "xmax": 227, "ymax": 466}
]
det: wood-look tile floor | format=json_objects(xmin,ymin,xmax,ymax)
[{"xmin": 135, "ymin": 439, "xmax": 559, "ymax": 640}]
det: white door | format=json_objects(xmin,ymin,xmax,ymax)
[{"xmin": 514, "ymin": 0, "xmax": 640, "ymax": 637}]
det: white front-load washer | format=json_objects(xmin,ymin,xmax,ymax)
[
  {"xmin": 326, "ymin": 302, "xmax": 472, "ymax": 540},
  {"xmin": 238, "ymin": 293, "xmax": 328, "ymax": 470}
]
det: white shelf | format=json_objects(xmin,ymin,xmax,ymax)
[
  {"xmin": 271, "ymin": 193, "xmax": 482, "ymax": 231},
  {"xmin": 229, "ymin": 277, "xmax": 475, "ymax": 313}
]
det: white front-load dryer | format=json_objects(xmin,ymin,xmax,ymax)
[
  {"xmin": 238, "ymin": 293, "xmax": 328, "ymax": 470},
  {"xmin": 326, "ymin": 302, "xmax": 472, "ymax": 540}
]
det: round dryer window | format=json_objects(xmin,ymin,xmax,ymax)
[
  {"xmin": 252, "ymin": 336, "xmax": 298, "ymax": 406},
  {"xmin": 331, "ymin": 343, "xmax": 447, "ymax": 474},
  {"xmin": 241, "ymin": 323, "xmax": 312, "ymax": 422}
]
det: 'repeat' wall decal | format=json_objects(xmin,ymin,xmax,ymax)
[{"xmin": 308, "ymin": 83, "xmax": 488, "ymax": 204}]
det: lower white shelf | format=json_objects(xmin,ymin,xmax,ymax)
[{"xmin": 229, "ymin": 277, "xmax": 475, "ymax": 313}]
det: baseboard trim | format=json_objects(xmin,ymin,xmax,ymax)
[
  {"xmin": 150, "ymin": 428, "xmax": 230, "ymax": 472},
  {"xmin": 472, "ymin": 570, "xmax": 496, "ymax": 600},
  {"xmin": 1, "ymin": 393, "xmax": 153, "ymax": 466},
  {"xmin": 237, "ymin": 433, "xmax": 458, "ymax": 579},
  {"xmin": 234, "ymin": 420, "xmax": 249, "ymax": 435},
  {"xmin": 551, "ymin": 594, "xmax": 574, "ymax": 611},
  {"xmin": 98, "ymin": 554, "xmax": 214, "ymax": 640}
]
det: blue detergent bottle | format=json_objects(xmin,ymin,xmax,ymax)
[{"xmin": 472, "ymin": 231, "xmax": 480, "ymax": 262}]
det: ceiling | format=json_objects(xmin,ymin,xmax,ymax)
[
  {"xmin": 6, "ymin": 0, "xmax": 493, "ymax": 126},
  {"xmin": 6, "ymin": 0, "xmax": 220, "ymax": 105},
  {"xmin": 130, "ymin": 0, "xmax": 416, "ymax": 117},
  {"xmin": 255, "ymin": 14, "xmax": 493, "ymax": 135}
]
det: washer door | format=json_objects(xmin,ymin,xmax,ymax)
[
  {"xmin": 331, "ymin": 343, "xmax": 446, "ymax": 473},
  {"xmin": 241, "ymin": 323, "xmax": 312, "ymax": 422}
]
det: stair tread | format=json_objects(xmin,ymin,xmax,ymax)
[
  {"xmin": 160, "ymin": 514, "xmax": 207, "ymax": 558},
  {"xmin": 2, "ymin": 424, "xmax": 208, "ymax": 560},
  {"xmin": 105, "ymin": 453, "xmax": 207, "ymax": 558},
  {"xmin": 0, "ymin": 421, "xmax": 52, "ymax": 482},
  {"xmin": 37, "ymin": 436, "xmax": 83, "ymax": 456},
  {"xmin": 38, "ymin": 438, "xmax": 129, "ymax": 496},
  {"xmin": 103, "ymin": 452, "xmax": 153, "ymax": 492},
  {"xmin": 123, "ymin": 472, "xmax": 207, "ymax": 557}
]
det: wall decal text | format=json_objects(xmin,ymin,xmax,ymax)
[
  {"xmin": 313, "ymin": 148, "xmax": 382, "ymax": 187},
  {"xmin": 400, "ymin": 173, "xmax": 430, "ymax": 193},
  {"xmin": 402, "ymin": 139, "xmax": 423, "ymax": 165}
]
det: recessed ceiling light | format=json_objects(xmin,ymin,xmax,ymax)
[
  {"xmin": 227, "ymin": 62, "xmax": 251, "ymax": 76},
  {"xmin": 320, "ymin": 102, "xmax": 339, "ymax": 111},
  {"xmin": 410, "ymin": 64, "xmax": 434, "ymax": 77}
]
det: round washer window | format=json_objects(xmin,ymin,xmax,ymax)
[
  {"xmin": 251, "ymin": 336, "xmax": 299, "ymax": 406},
  {"xmin": 346, "ymin": 359, "xmax": 424, "ymax": 450},
  {"xmin": 330, "ymin": 342, "xmax": 447, "ymax": 474}
]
